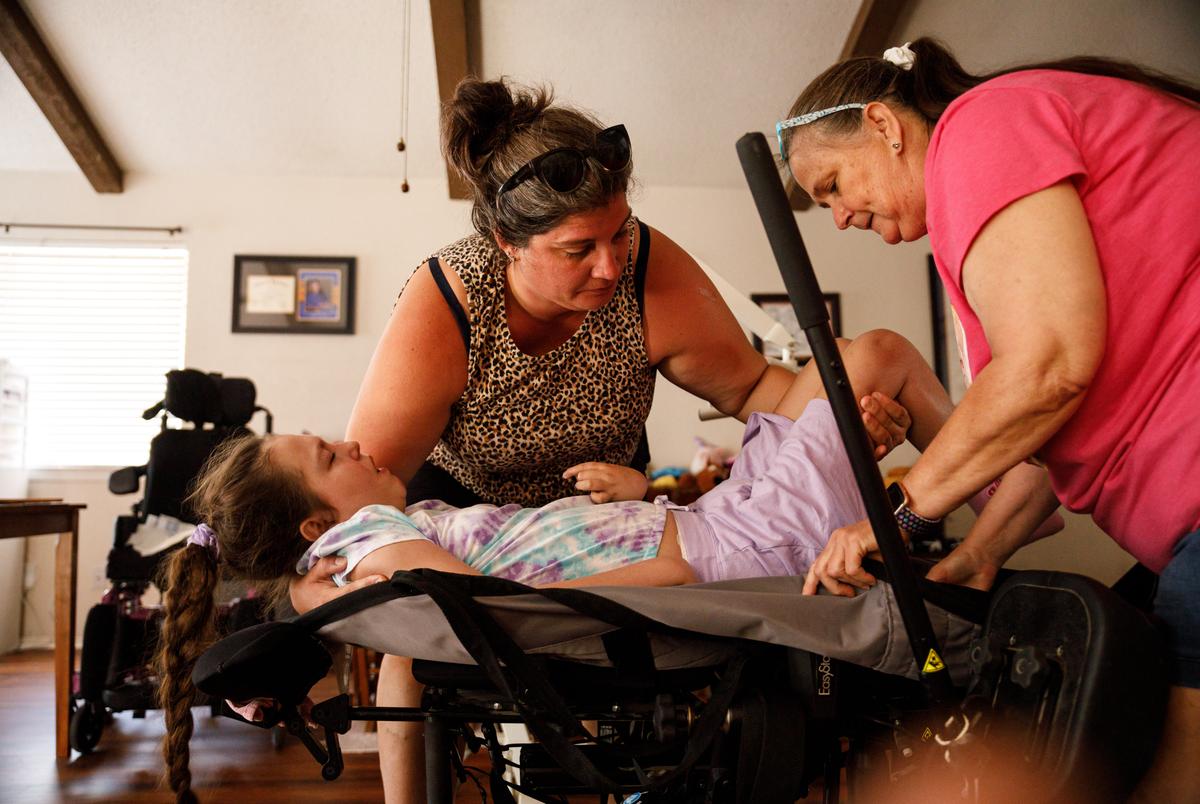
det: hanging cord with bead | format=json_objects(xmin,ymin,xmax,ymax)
[{"xmin": 396, "ymin": 0, "xmax": 412, "ymax": 192}]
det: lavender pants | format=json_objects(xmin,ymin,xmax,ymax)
[{"xmin": 670, "ymin": 400, "xmax": 867, "ymax": 582}]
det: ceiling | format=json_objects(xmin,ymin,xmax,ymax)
[{"xmin": 0, "ymin": 0, "xmax": 861, "ymax": 190}]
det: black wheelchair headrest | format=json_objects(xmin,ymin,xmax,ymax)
[
  {"xmin": 142, "ymin": 369, "xmax": 258, "ymax": 427},
  {"xmin": 193, "ymin": 621, "xmax": 331, "ymax": 707},
  {"xmin": 218, "ymin": 377, "xmax": 257, "ymax": 427},
  {"xmin": 142, "ymin": 427, "xmax": 246, "ymax": 522}
]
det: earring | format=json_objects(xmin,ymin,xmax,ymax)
[{"xmin": 891, "ymin": 142, "xmax": 901, "ymax": 150}]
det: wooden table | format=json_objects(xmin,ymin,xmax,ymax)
[{"xmin": 0, "ymin": 500, "xmax": 85, "ymax": 758}]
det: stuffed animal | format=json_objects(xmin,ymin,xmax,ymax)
[{"xmin": 689, "ymin": 436, "xmax": 736, "ymax": 476}]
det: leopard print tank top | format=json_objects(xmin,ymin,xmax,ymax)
[{"xmin": 424, "ymin": 219, "xmax": 655, "ymax": 507}]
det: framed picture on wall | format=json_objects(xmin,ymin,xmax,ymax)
[
  {"xmin": 232, "ymin": 255, "xmax": 356, "ymax": 334},
  {"xmin": 749, "ymin": 292, "xmax": 841, "ymax": 361}
]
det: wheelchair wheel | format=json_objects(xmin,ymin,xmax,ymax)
[{"xmin": 70, "ymin": 700, "xmax": 106, "ymax": 754}]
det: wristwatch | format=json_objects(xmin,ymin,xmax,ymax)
[{"xmin": 885, "ymin": 481, "xmax": 942, "ymax": 537}]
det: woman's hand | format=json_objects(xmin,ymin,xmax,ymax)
[
  {"xmin": 860, "ymin": 392, "xmax": 911, "ymax": 460},
  {"xmin": 563, "ymin": 462, "xmax": 649, "ymax": 503},
  {"xmin": 923, "ymin": 464, "xmax": 1062, "ymax": 591},
  {"xmin": 802, "ymin": 519, "xmax": 882, "ymax": 596},
  {"xmin": 925, "ymin": 543, "xmax": 1001, "ymax": 591},
  {"xmin": 290, "ymin": 556, "xmax": 387, "ymax": 615}
]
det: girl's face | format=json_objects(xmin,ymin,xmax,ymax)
[
  {"xmin": 269, "ymin": 435, "xmax": 408, "ymax": 528},
  {"xmin": 786, "ymin": 105, "xmax": 928, "ymax": 245},
  {"xmin": 503, "ymin": 194, "xmax": 632, "ymax": 317}
]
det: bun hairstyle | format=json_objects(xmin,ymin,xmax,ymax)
[
  {"xmin": 441, "ymin": 76, "xmax": 633, "ymax": 247},
  {"xmin": 780, "ymin": 36, "xmax": 1200, "ymax": 157},
  {"xmin": 155, "ymin": 434, "xmax": 325, "ymax": 803}
]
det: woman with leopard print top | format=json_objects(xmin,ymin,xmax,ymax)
[{"xmin": 295, "ymin": 76, "xmax": 910, "ymax": 608}]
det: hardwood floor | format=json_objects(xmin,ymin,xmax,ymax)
[
  {"xmin": 0, "ymin": 649, "xmax": 489, "ymax": 803},
  {"xmin": 0, "ymin": 650, "xmax": 832, "ymax": 803}
]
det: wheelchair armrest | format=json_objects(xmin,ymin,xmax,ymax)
[{"xmin": 108, "ymin": 465, "xmax": 146, "ymax": 495}]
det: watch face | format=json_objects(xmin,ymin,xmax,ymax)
[{"xmin": 886, "ymin": 482, "xmax": 906, "ymax": 513}]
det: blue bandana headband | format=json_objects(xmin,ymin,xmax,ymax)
[
  {"xmin": 775, "ymin": 104, "xmax": 868, "ymax": 160},
  {"xmin": 186, "ymin": 523, "xmax": 219, "ymax": 560}
]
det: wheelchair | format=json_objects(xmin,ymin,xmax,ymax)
[
  {"xmin": 195, "ymin": 553, "xmax": 1164, "ymax": 803},
  {"xmin": 69, "ymin": 368, "xmax": 273, "ymax": 754},
  {"xmin": 192, "ymin": 135, "xmax": 1169, "ymax": 802}
]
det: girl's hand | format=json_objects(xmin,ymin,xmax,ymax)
[
  {"xmin": 860, "ymin": 392, "xmax": 911, "ymax": 460},
  {"xmin": 289, "ymin": 556, "xmax": 386, "ymax": 614},
  {"xmin": 563, "ymin": 462, "xmax": 649, "ymax": 503},
  {"xmin": 802, "ymin": 518, "xmax": 881, "ymax": 596}
]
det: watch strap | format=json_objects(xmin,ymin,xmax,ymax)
[
  {"xmin": 894, "ymin": 504, "xmax": 941, "ymax": 537},
  {"xmin": 887, "ymin": 481, "xmax": 942, "ymax": 537}
]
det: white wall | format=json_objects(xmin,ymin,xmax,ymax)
[{"xmin": 896, "ymin": 0, "xmax": 1200, "ymax": 83}]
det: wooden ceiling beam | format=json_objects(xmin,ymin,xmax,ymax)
[
  {"xmin": 429, "ymin": 0, "xmax": 472, "ymax": 200},
  {"xmin": 841, "ymin": 0, "xmax": 910, "ymax": 60},
  {"xmin": 0, "ymin": 0, "xmax": 123, "ymax": 193}
]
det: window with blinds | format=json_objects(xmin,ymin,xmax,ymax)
[{"xmin": 0, "ymin": 244, "xmax": 188, "ymax": 468}]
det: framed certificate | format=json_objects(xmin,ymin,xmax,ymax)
[{"xmin": 232, "ymin": 255, "xmax": 355, "ymax": 334}]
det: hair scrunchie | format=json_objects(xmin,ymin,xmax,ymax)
[
  {"xmin": 186, "ymin": 523, "xmax": 219, "ymax": 560},
  {"xmin": 882, "ymin": 42, "xmax": 916, "ymax": 71}
]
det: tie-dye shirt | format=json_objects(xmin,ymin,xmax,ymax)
[
  {"xmin": 299, "ymin": 401, "xmax": 866, "ymax": 587},
  {"xmin": 298, "ymin": 495, "xmax": 667, "ymax": 587}
]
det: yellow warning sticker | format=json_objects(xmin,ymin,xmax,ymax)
[{"xmin": 923, "ymin": 649, "xmax": 946, "ymax": 674}]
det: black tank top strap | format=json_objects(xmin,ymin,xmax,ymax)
[
  {"xmin": 634, "ymin": 220, "xmax": 651, "ymax": 316},
  {"xmin": 428, "ymin": 256, "xmax": 470, "ymax": 354}
]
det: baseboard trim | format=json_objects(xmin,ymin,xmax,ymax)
[{"xmin": 18, "ymin": 637, "xmax": 55, "ymax": 651}]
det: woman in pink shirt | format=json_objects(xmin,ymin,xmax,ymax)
[{"xmin": 778, "ymin": 38, "xmax": 1199, "ymax": 801}]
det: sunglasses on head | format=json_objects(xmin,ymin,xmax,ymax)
[{"xmin": 495, "ymin": 124, "xmax": 631, "ymax": 209}]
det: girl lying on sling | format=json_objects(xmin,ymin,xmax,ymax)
[{"xmin": 156, "ymin": 328, "xmax": 1061, "ymax": 802}]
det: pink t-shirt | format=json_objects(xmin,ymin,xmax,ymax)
[{"xmin": 925, "ymin": 70, "xmax": 1200, "ymax": 572}]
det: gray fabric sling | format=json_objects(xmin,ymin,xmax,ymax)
[{"xmin": 313, "ymin": 575, "xmax": 979, "ymax": 683}]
